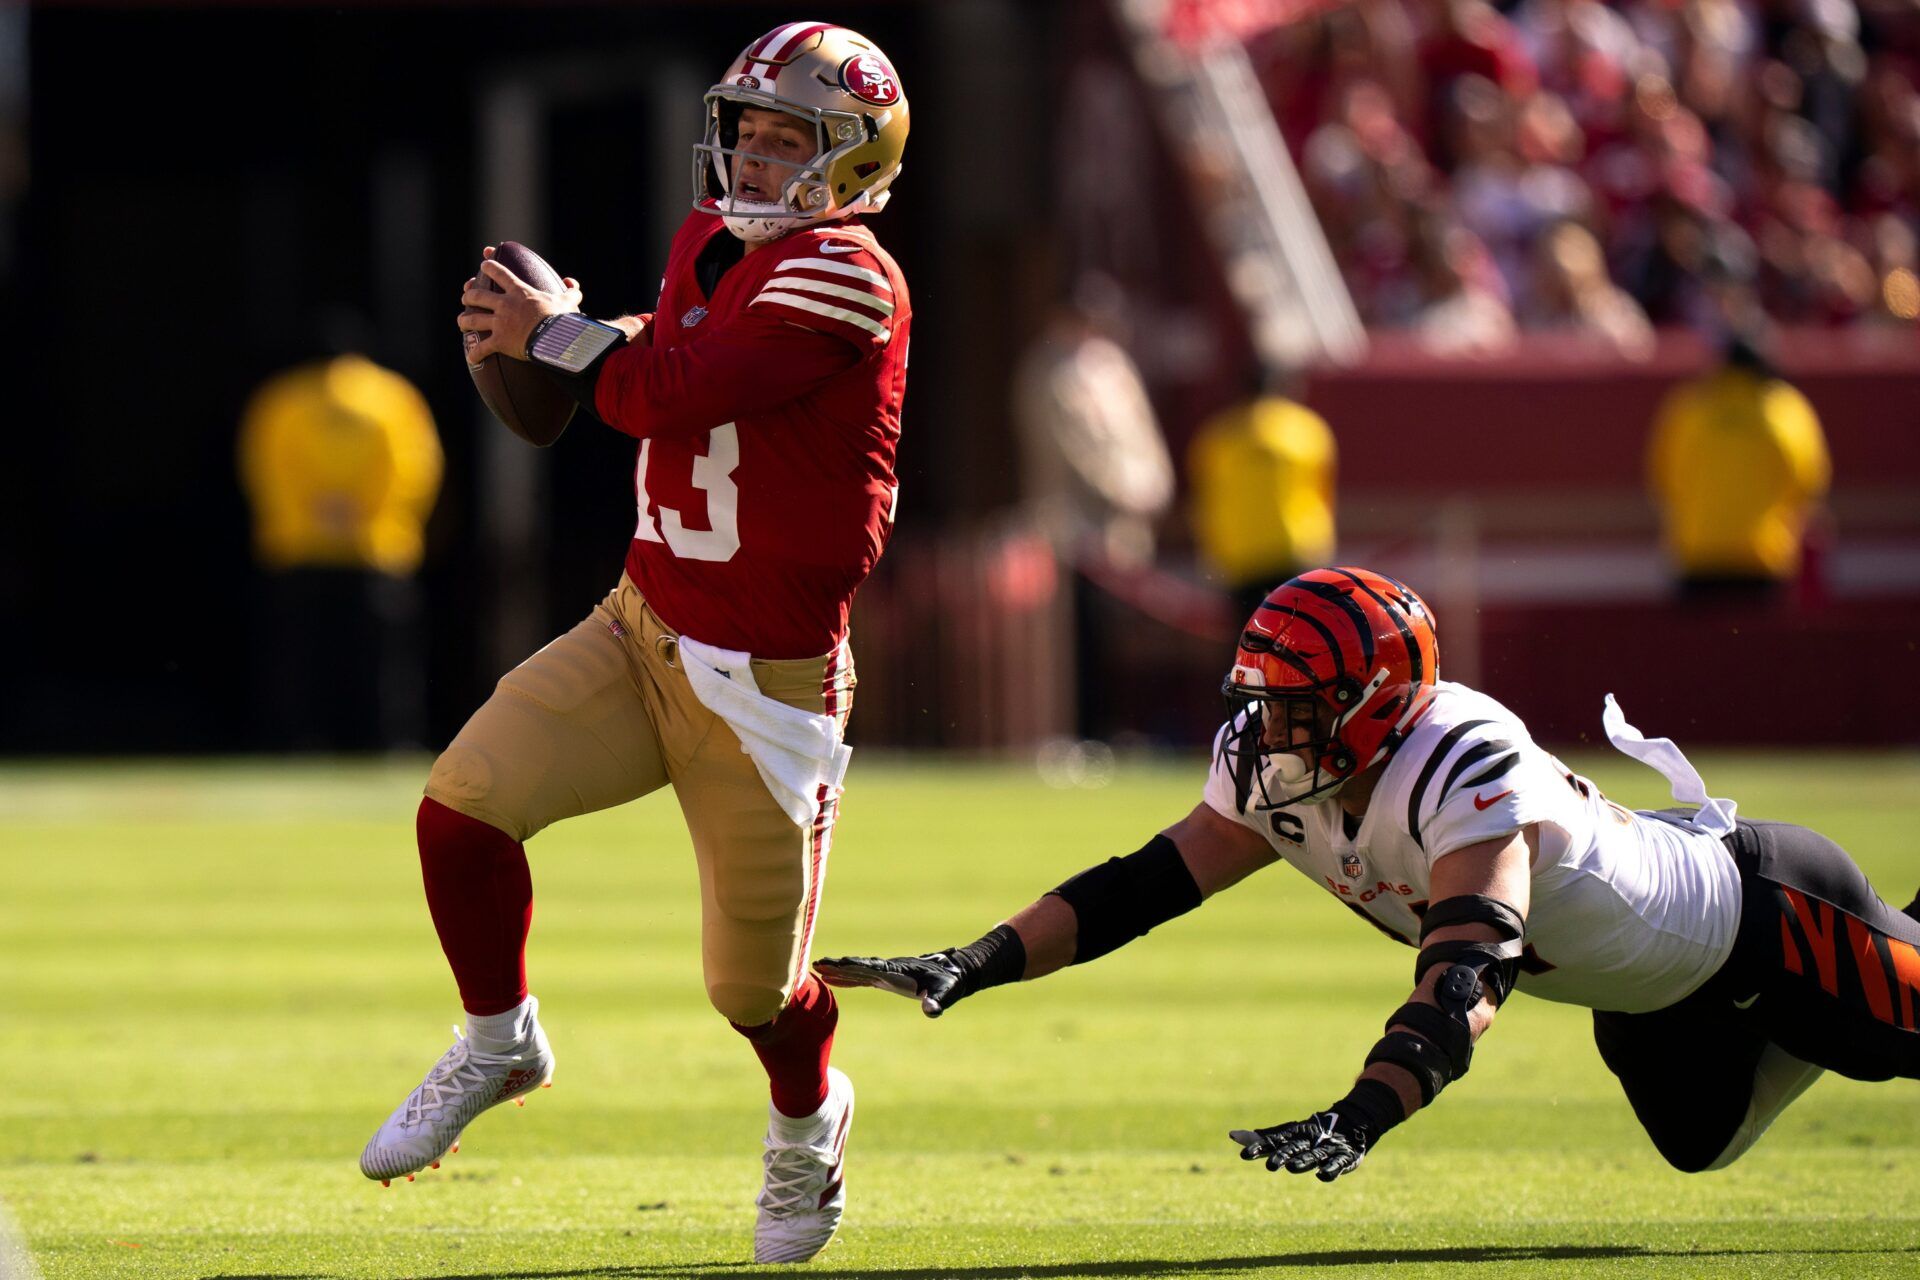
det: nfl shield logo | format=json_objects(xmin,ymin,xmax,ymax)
[
  {"xmin": 1340, "ymin": 853, "xmax": 1364, "ymax": 880},
  {"xmin": 681, "ymin": 305, "xmax": 708, "ymax": 328}
]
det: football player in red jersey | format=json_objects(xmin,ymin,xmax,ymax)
[
  {"xmin": 821, "ymin": 567, "xmax": 1920, "ymax": 1184},
  {"xmin": 361, "ymin": 23, "xmax": 909, "ymax": 1264}
]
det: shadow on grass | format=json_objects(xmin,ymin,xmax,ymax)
[{"xmin": 294, "ymin": 1242, "xmax": 1920, "ymax": 1280}]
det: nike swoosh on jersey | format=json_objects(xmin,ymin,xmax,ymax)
[
  {"xmin": 818, "ymin": 241, "xmax": 867, "ymax": 254},
  {"xmin": 1473, "ymin": 789, "xmax": 1515, "ymax": 810}
]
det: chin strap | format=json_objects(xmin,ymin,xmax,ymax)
[{"xmin": 721, "ymin": 188, "xmax": 880, "ymax": 242}]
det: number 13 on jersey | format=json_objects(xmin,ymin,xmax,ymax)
[{"xmin": 635, "ymin": 424, "xmax": 741, "ymax": 563}]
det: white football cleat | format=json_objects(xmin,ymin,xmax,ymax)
[
  {"xmin": 359, "ymin": 997, "xmax": 554, "ymax": 1185},
  {"xmin": 753, "ymin": 1066, "xmax": 855, "ymax": 1264}
]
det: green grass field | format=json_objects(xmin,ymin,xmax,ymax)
[{"xmin": 6, "ymin": 751, "xmax": 1920, "ymax": 1279}]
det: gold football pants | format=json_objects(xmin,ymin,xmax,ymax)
[{"xmin": 424, "ymin": 576, "xmax": 854, "ymax": 1027}]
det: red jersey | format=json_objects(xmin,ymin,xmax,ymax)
[{"xmin": 594, "ymin": 211, "xmax": 910, "ymax": 658}]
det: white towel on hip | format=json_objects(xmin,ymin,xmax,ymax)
[
  {"xmin": 677, "ymin": 635, "xmax": 852, "ymax": 829},
  {"xmin": 1601, "ymin": 692, "xmax": 1738, "ymax": 839}
]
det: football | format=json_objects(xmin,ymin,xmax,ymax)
[{"xmin": 464, "ymin": 241, "xmax": 578, "ymax": 448}]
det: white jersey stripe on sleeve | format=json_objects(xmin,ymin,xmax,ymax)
[
  {"xmin": 780, "ymin": 258, "xmax": 892, "ymax": 291},
  {"xmin": 764, "ymin": 275, "xmax": 896, "ymax": 316},
  {"xmin": 752, "ymin": 290, "xmax": 890, "ymax": 339}
]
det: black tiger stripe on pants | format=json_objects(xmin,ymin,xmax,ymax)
[{"xmin": 1592, "ymin": 817, "xmax": 1920, "ymax": 1172}]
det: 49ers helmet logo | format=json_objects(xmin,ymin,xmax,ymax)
[{"xmin": 840, "ymin": 53, "xmax": 900, "ymax": 106}]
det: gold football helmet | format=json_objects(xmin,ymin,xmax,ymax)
[{"xmin": 693, "ymin": 22, "xmax": 910, "ymax": 242}]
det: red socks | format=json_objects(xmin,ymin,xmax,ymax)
[
  {"xmin": 735, "ymin": 975, "xmax": 839, "ymax": 1118},
  {"xmin": 416, "ymin": 797, "xmax": 533, "ymax": 1016},
  {"xmin": 418, "ymin": 796, "xmax": 836, "ymax": 1114}
]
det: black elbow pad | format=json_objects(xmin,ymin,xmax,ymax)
[{"xmin": 1415, "ymin": 894, "xmax": 1527, "ymax": 1005}]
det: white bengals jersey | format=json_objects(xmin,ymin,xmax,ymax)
[{"xmin": 1202, "ymin": 681, "xmax": 1743, "ymax": 1013}]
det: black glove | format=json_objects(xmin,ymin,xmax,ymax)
[
  {"xmin": 815, "ymin": 923, "xmax": 1027, "ymax": 1019},
  {"xmin": 814, "ymin": 951, "xmax": 969, "ymax": 1017},
  {"xmin": 1229, "ymin": 1080, "xmax": 1404, "ymax": 1183}
]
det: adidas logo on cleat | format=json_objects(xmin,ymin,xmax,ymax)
[{"xmin": 500, "ymin": 1067, "xmax": 544, "ymax": 1097}]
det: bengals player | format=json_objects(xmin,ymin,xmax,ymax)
[
  {"xmin": 821, "ymin": 567, "xmax": 1920, "ymax": 1182},
  {"xmin": 362, "ymin": 23, "xmax": 909, "ymax": 1264}
]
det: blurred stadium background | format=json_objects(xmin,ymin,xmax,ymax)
[{"xmin": 1, "ymin": 0, "xmax": 1916, "ymax": 760}]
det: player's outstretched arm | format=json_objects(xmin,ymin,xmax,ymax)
[
  {"xmin": 815, "ymin": 803, "xmax": 1276, "ymax": 1017},
  {"xmin": 1231, "ymin": 828, "xmax": 1535, "ymax": 1182}
]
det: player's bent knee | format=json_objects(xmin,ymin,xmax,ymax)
[
  {"xmin": 708, "ymin": 980, "xmax": 787, "ymax": 1028},
  {"xmin": 1647, "ymin": 1127, "xmax": 1734, "ymax": 1174},
  {"xmin": 428, "ymin": 744, "xmax": 494, "ymax": 806},
  {"xmin": 424, "ymin": 747, "xmax": 527, "ymax": 842},
  {"xmin": 1661, "ymin": 1150, "xmax": 1724, "ymax": 1175}
]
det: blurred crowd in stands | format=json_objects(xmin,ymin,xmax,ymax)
[{"xmin": 1252, "ymin": 0, "xmax": 1920, "ymax": 353}]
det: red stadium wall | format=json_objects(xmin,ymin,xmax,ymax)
[
  {"xmin": 858, "ymin": 331, "xmax": 1920, "ymax": 750},
  {"xmin": 1303, "ymin": 330, "xmax": 1920, "ymax": 536},
  {"xmin": 1300, "ymin": 329, "xmax": 1920, "ymax": 747},
  {"xmin": 1478, "ymin": 598, "xmax": 1920, "ymax": 747},
  {"xmin": 860, "ymin": 330, "xmax": 1920, "ymax": 756}
]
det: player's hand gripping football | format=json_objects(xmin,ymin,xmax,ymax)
[
  {"xmin": 1230, "ymin": 1105, "xmax": 1380, "ymax": 1183},
  {"xmin": 458, "ymin": 246, "xmax": 584, "ymax": 363},
  {"xmin": 813, "ymin": 951, "xmax": 969, "ymax": 1018}
]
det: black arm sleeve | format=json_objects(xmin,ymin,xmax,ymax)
[{"xmin": 1047, "ymin": 834, "xmax": 1204, "ymax": 964}]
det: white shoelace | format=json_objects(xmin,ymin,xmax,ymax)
[
  {"xmin": 759, "ymin": 1142, "xmax": 831, "ymax": 1213},
  {"xmin": 400, "ymin": 1028, "xmax": 528, "ymax": 1128}
]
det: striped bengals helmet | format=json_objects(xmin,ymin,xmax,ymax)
[
  {"xmin": 694, "ymin": 22, "xmax": 910, "ymax": 243},
  {"xmin": 1220, "ymin": 567, "xmax": 1439, "ymax": 809}
]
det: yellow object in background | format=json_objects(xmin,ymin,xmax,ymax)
[
  {"xmin": 1188, "ymin": 395, "xmax": 1337, "ymax": 588},
  {"xmin": 238, "ymin": 354, "xmax": 443, "ymax": 575},
  {"xmin": 1647, "ymin": 364, "xmax": 1831, "ymax": 581}
]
